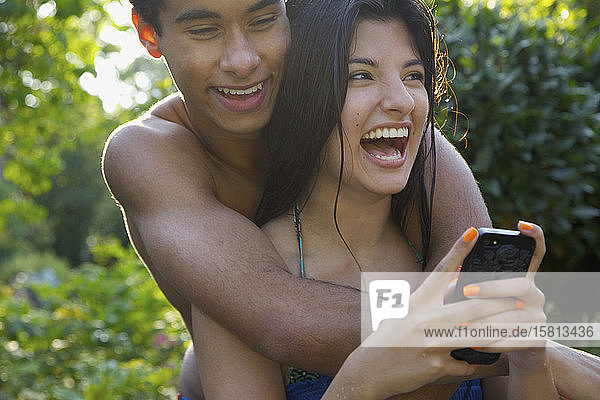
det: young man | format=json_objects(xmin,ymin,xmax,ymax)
[{"xmin": 102, "ymin": 0, "xmax": 600, "ymax": 398}]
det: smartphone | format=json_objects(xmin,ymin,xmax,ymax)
[{"xmin": 449, "ymin": 228, "xmax": 536, "ymax": 364}]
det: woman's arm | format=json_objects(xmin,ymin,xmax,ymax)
[
  {"xmin": 321, "ymin": 229, "xmax": 488, "ymax": 399},
  {"xmin": 190, "ymin": 305, "xmax": 286, "ymax": 399}
]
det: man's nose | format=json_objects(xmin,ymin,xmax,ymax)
[
  {"xmin": 220, "ymin": 29, "xmax": 260, "ymax": 79},
  {"xmin": 381, "ymin": 80, "xmax": 415, "ymax": 115}
]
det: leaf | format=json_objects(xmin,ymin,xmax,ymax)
[{"xmin": 571, "ymin": 206, "xmax": 600, "ymax": 220}]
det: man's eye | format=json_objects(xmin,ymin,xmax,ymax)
[
  {"xmin": 349, "ymin": 71, "xmax": 372, "ymax": 80},
  {"xmin": 187, "ymin": 27, "xmax": 219, "ymax": 37},
  {"xmin": 251, "ymin": 15, "xmax": 278, "ymax": 28}
]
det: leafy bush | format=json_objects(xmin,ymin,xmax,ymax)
[
  {"xmin": 0, "ymin": 238, "xmax": 189, "ymax": 399},
  {"xmin": 0, "ymin": 251, "xmax": 70, "ymax": 284},
  {"xmin": 437, "ymin": 0, "xmax": 600, "ymax": 271},
  {"xmin": 0, "ymin": 0, "xmax": 172, "ymax": 266}
]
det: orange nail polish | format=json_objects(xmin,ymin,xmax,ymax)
[
  {"xmin": 463, "ymin": 227, "xmax": 478, "ymax": 242},
  {"xmin": 463, "ymin": 285, "xmax": 479, "ymax": 297},
  {"xmin": 518, "ymin": 221, "xmax": 533, "ymax": 231},
  {"xmin": 515, "ymin": 299, "xmax": 526, "ymax": 309}
]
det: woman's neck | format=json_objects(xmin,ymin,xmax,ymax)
[
  {"xmin": 261, "ymin": 173, "xmax": 422, "ymax": 289},
  {"xmin": 298, "ymin": 176, "xmax": 396, "ymax": 254}
]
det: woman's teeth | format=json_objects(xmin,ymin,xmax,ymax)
[
  {"xmin": 372, "ymin": 149, "xmax": 403, "ymax": 160},
  {"xmin": 361, "ymin": 127, "xmax": 408, "ymax": 140},
  {"xmin": 216, "ymin": 82, "xmax": 263, "ymax": 95}
]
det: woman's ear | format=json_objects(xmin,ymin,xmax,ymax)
[{"xmin": 132, "ymin": 11, "xmax": 162, "ymax": 59}]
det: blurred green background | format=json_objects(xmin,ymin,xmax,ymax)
[{"xmin": 0, "ymin": 0, "xmax": 598, "ymax": 398}]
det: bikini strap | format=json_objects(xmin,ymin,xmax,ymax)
[
  {"xmin": 293, "ymin": 202, "xmax": 423, "ymax": 277},
  {"xmin": 293, "ymin": 202, "xmax": 306, "ymax": 279}
]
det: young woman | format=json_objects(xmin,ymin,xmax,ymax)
[{"xmin": 188, "ymin": 0, "xmax": 555, "ymax": 398}]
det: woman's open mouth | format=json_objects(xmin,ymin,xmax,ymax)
[{"xmin": 360, "ymin": 127, "xmax": 409, "ymax": 167}]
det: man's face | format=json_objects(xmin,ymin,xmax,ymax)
[{"xmin": 153, "ymin": 0, "xmax": 290, "ymax": 138}]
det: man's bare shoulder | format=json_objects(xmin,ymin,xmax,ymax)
[
  {"xmin": 433, "ymin": 130, "xmax": 489, "ymax": 213},
  {"xmin": 102, "ymin": 94, "xmax": 213, "ymax": 211},
  {"xmin": 106, "ymin": 92, "xmax": 196, "ymax": 147},
  {"xmin": 434, "ymin": 130, "xmax": 472, "ymax": 181},
  {"xmin": 427, "ymin": 129, "xmax": 492, "ymax": 268}
]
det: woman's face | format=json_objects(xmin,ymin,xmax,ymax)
[{"xmin": 322, "ymin": 18, "xmax": 429, "ymax": 198}]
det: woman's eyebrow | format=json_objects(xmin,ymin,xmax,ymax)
[
  {"xmin": 405, "ymin": 59, "xmax": 424, "ymax": 68},
  {"xmin": 348, "ymin": 57, "xmax": 378, "ymax": 67},
  {"xmin": 348, "ymin": 58, "xmax": 423, "ymax": 68}
]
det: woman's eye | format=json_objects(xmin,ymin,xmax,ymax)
[
  {"xmin": 405, "ymin": 71, "xmax": 425, "ymax": 82},
  {"xmin": 349, "ymin": 71, "xmax": 372, "ymax": 80}
]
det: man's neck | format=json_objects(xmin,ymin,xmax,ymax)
[
  {"xmin": 172, "ymin": 95, "xmax": 266, "ymax": 178},
  {"xmin": 202, "ymin": 133, "xmax": 266, "ymax": 179}
]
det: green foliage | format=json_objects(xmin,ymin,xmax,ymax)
[
  {"xmin": 436, "ymin": 0, "xmax": 600, "ymax": 271},
  {"xmin": 0, "ymin": 0, "xmax": 107, "ymax": 259},
  {"xmin": 0, "ymin": 0, "xmax": 598, "ymax": 396},
  {"xmin": 0, "ymin": 251, "xmax": 69, "ymax": 284},
  {"xmin": 1, "ymin": 0, "xmax": 102, "ymax": 195},
  {"xmin": 0, "ymin": 239, "xmax": 188, "ymax": 399},
  {"xmin": 0, "ymin": 0, "xmax": 173, "ymax": 264}
]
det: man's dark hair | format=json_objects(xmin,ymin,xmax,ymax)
[
  {"xmin": 257, "ymin": 0, "xmax": 446, "ymax": 267},
  {"xmin": 130, "ymin": 0, "xmax": 166, "ymax": 35}
]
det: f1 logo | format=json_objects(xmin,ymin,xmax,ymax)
[{"xmin": 369, "ymin": 280, "xmax": 410, "ymax": 331}]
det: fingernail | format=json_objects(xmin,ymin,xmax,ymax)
[
  {"xmin": 463, "ymin": 285, "xmax": 479, "ymax": 297},
  {"xmin": 518, "ymin": 221, "xmax": 534, "ymax": 231},
  {"xmin": 515, "ymin": 299, "xmax": 527, "ymax": 309},
  {"xmin": 450, "ymin": 277, "xmax": 458, "ymax": 285},
  {"xmin": 463, "ymin": 227, "xmax": 478, "ymax": 242}
]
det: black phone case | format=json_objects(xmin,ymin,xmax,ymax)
[{"xmin": 450, "ymin": 229, "xmax": 535, "ymax": 365}]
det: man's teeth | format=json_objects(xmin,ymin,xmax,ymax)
[
  {"xmin": 361, "ymin": 127, "xmax": 408, "ymax": 140},
  {"xmin": 372, "ymin": 149, "xmax": 402, "ymax": 160},
  {"xmin": 216, "ymin": 82, "xmax": 263, "ymax": 95}
]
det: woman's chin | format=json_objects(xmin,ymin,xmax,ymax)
[{"xmin": 359, "ymin": 177, "xmax": 411, "ymax": 197}]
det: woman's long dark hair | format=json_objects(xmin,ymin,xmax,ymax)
[{"xmin": 256, "ymin": 0, "xmax": 445, "ymax": 268}]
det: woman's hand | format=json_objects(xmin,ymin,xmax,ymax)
[
  {"xmin": 324, "ymin": 226, "xmax": 526, "ymax": 399},
  {"xmin": 462, "ymin": 222, "xmax": 549, "ymax": 359},
  {"xmin": 324, "ymin": 222, "xmax": 554, "ymax": 400},
  {"xmin": 495, "ymin": 222, "xmax": 558, "ymax": 399},
  {"xmin": 444, "ymin": 221, "xmax": 557, "ymax": 399}
]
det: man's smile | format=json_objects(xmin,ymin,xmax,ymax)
[
  {"xmin": 211, "ymin": 79, "xmax": 269, "ymax": 113},
  {"xmin": 215, "ymin": 81, "xmax": 264, "ymax": 96}
]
